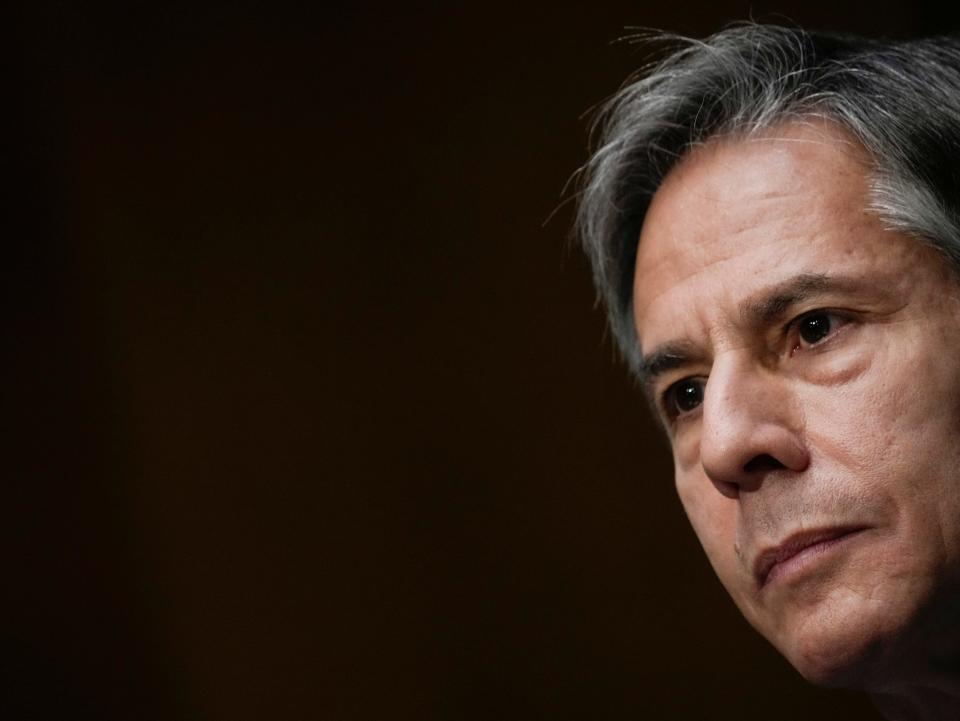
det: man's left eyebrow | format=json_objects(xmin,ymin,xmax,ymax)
[{"xmin": 739, "ymin": 272, "xmax": 839, "ymax": 325}]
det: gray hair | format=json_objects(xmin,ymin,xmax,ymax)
[{"xmin": 576, "ymin": 24, "xmax": 960, "ymax": 374}]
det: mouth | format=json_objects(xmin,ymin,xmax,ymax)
[{"xmin": 753, "ymin": 527, "xmax": 868, "ymax": 589}]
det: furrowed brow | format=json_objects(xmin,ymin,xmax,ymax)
[
  {"xmin": 739, "ymin": 272, "xmax": 833, "ymax": 326},
  {"xmin": 640, "ymin": 273, "xmax": 857, "ymax": 400},
  {"xmin": 638, "ymin": 273, "xmax": 846, "ymax": 397}
]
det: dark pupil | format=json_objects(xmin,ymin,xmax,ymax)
[
  {"xmin": 799, "ymin": 314, "xmax": 831, "ymax": 345},
  {"xmin": 675, "ymin": 380, "xmax": 703, "ymax": 413}
]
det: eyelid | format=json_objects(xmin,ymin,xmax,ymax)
[
  {"xmin": 658, "ymin": 382, "xmax": 677, "ymax": 420},
  {"xmin": 659, "ymin": 376, "xmax": 706, "ymax": 424},
  {"xmin": 786, "ymin": 308, "xmax": 852, "ymax": 353}
]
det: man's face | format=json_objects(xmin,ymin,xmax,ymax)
[{"xmin": 632, "ymin": 121, "xmax": 960, "ymax": 685}]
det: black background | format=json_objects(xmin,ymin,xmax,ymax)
[{"xmin": 11, "ymin": 2, "xmax": 958, "ymax": 719}]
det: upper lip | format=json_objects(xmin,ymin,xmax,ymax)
[{"xmin": 752, "ymin": 526, "xmax": 867, "ymax": 588}]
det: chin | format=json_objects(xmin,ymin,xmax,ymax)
[
  {"xmin": 771, "ymin": 604, "xmax": 905, "ymax": 689},
  {"xmin": 784, "ymin": 635, "xmax": 879, "ymax": 688}
]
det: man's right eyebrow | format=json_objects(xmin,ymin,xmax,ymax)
[{"xmin": 638, "ymin": 341, "xmax": 704, "ymax": 395}]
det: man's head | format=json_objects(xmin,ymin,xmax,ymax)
[{"xmin": 578, "ymin": 25, "xmax": 960, "ymax": 696}]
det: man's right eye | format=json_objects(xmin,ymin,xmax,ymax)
[{"xmin": 664, "ymin": 378, "xmax": 706, "ymax": 418}]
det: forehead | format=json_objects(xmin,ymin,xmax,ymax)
[{"xmin": 632, "ymin": 122, "xmax": 899, "ymax": 350}]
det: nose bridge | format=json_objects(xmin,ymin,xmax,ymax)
[{"xmin": 700, "ymin": 351, "xmax": 805, "ymax": 492}]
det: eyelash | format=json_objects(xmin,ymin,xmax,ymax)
[
  {"xmin": 658, "ymin": 309, "xmax": 852, "ymax": 422},
  {"xmin": 659, "ymin": 377, "xmax": 706, "ymax": 424},
  {"xmin": 785, "ymin": 309, "xmax": 851, "ymax": 355}
]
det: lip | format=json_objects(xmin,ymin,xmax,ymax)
[{"xmin": 753, "ymin": 527, "xmax": 868, "ymax": 589}]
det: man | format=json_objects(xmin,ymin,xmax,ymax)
[{"xmin": 577, "ymin": 25, "xmax": 960, "ymax": 720}]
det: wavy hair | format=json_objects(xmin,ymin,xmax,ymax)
[{"xmin": 576, "ymin": 25, "xmax": 960, "ymax": 373}]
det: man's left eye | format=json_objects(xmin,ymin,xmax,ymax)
[
  {"xmin": 792, "ymin": 311, "xmax": 846, "ymax": 352},
  {"xmin": 799, "ymin": 312, "xmax": 832, "ymax": 344}
]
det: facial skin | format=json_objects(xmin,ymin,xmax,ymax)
[{"xmin": 632, "ymin": 121, "xmax": 960, "ymax": 702}]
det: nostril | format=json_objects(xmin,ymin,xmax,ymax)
[{"xmin": 744, "ymin": 453, "xmax": 786, "ymax": 474}]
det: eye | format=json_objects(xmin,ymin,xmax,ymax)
[
  {"xmin": 663, "ymin": 377, "xmax": 706, "ymax": 418},
  {"xmin": 790, "ymin": 310, "xmax": 848, "ymax": 353}
]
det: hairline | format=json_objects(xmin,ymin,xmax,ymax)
[{"xmin": 576, "ymin": 26, "xmax": 960, "ymax": 377}]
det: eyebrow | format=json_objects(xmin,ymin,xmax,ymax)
[
  {"xmin": 637, "ymin": 272, "xmax": 843, "ymax": 396},
  {"xmin": 637, "ymin": 340, "xmax": 706, "ymax": 403},
  {"xmin": 639, "ymin": 341, "xmax": 704, "ymax": 388},
  {"xmin": 739, "ymin": 272, "xmax": 832, "ymax": 326}
]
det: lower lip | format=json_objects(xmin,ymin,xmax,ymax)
[{"xmin": 763, "ymin": 529, "xmax": 866, "ymax": 588}]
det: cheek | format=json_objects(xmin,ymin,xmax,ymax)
[
  {"xmin": 676, "ymin": 470, "xmax": 741, "ymax": 582},
  {"xmin": 806, "ymin": 324, "xmax": 960, "ymax": 545},
  {"xmin": 874, "ymin": 340, "xmax": 960, "ymax": 549},
  {"xmin": 806, "ymin": 322, "xmax": 960, "ymax": 466},
  {"xmin": 671, "ymin": 423, "xmax": 703, "ymax": 476}
]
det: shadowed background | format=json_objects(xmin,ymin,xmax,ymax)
[{"xmin": 11, "ymin": 1, "xmax": 958, "ymax": 719}]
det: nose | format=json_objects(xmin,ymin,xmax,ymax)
[{"xmin": 699, "ymin": 354, "xmax": 809, "ymax": 497}]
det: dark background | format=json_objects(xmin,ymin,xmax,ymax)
[{"xmin": 11, "ymin": 2, "xmax": 959, "ymax": 719}]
